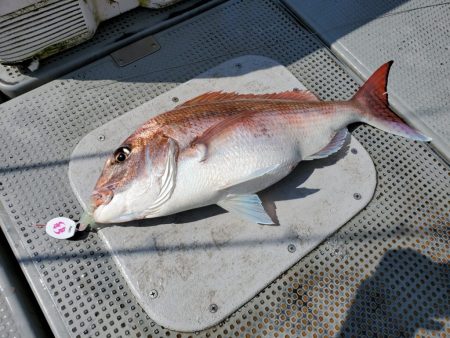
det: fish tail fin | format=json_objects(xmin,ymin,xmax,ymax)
[{"xmin": 351, "ymin": 61, "xmax": 431, "ymax": 142}]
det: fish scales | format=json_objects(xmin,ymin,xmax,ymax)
[{"xmin": 89, "ymin": 61, "xmax": 430, "ymax": 225}]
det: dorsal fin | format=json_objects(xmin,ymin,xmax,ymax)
[{"xmin": 175, "ymin": 90, "xmax": 319, "ymax": 108}]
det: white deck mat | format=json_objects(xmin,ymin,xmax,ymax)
[{"xmin": 69, "ymin": 55, "xmax": 376, "ymax": 331}]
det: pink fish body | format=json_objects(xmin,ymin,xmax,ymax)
[{"xmin": 91, "ymin": 62, "xmax": 430, "ymax": 224}]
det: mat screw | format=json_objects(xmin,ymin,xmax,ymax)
[
  {"xmin": 98, "ymin": 135, "xmax": 105, "ymax": 141},
  {"xmin": 287, "ymin": 244, "xmax": 296, "ymax": 253},
  {"xmin": 172, "ymin": 97, "xmax": 179, "ymax": 103},
  {"xmin": 353, "ymin": 193, "xmax": 362, "ymax": 200},
  {"xmin": 209, "ymin": 304, "xmax": 218, "ymax": 313},
  {"xmin": 351, "ymin": 148, "xmax": 358, "ymax": 154},
  {"xmin": 235, "ymin": 63, "xmax": 242, "ymax": 69},
  {"xmin": 149, "ymin": 289, "xmax": 158, "ymax": 299}
]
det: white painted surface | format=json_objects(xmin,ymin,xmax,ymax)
[{"xmin": 69, "ymin": 55, "xmax": 377, "ymax": 332}]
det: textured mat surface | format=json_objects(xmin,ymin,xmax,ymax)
[
  {"xmin": 284, "ymin": 0, "xmax": 450, "ymax": 160},
  {"xmin": 0, "ymin": 0, "xmax": 448, "ymax": 337}
]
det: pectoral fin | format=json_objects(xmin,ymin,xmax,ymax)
[
  {"xmin": 191, "ymin": 110, "xmax": 255, "ymax": 162},
  {"xmin": 144, "ymin": 137, "xmax": 178, "ymax": 217},
  {"xmin": 305, "ymin": 128, "xmax": 348, "ymax": 160},
  {"xmin": 217, "ymin": 194, "xmax": 274, "ymax": 225}
]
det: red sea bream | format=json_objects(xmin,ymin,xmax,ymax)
[{"xmin": 90, "ymin": 61, "xmax": 430, "ymax": 224}]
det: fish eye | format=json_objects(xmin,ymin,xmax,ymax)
[{"xmin": 114, "ymin": 146, "xmax": 131, "ymax": 163}]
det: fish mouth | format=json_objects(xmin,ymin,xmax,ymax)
[
  {"xmin": 93, "ymin": 207, "xmax": 138, "ymax": 224},
  {"xmin": 91, "ymin": 187, "xmax": 114, "ymax": 209}
]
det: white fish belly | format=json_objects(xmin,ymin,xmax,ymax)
[{"xmin": 158, "ymin": 133, "xmax": 301, "ymax": 217}]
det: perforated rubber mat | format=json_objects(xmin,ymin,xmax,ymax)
[{"xmin": 0, "ymin": 0, "xmax": 448, "ymax": 337}]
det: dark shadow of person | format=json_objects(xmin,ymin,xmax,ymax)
[{"xmin": 338, "ymin": 248, "xmax": 449, "ymax": 337}]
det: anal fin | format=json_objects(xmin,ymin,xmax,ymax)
[
  {"xmin": 305, "ymin": 129, "xmax": 348, "ymax": 160},
  {"xmin": 217, "ymin": 194, "xmax": 274, "ymax": 225}
]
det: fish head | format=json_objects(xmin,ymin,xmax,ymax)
[{"xmin": 91, "ymin": 132, "xmax": 178, "ymax": 223}]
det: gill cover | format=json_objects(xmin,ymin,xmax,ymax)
[{"xmin": 144, "ymin": 137, "xmax": 179, "ymax": 217}]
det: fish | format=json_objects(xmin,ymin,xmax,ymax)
[{"xmin": 90, "ymin": 61, "xmax": 430, "ymax": 225}]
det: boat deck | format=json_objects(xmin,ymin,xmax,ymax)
[{"xmin": 0, "ymin": 0, "xmax": 448, "ymax": 337}]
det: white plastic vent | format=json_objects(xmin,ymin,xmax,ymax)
[
  {"xmin": 0, "ymin": 0, "xmax": 186, "ymax": 63},
  {"xmin": 0, "ymin": 0, "xmax": 95, "ymax": 63}
]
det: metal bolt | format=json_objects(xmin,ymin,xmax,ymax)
[
  {"xmin": 172, "ymin": 97, "xmax": 179, "ymax": 103},
  {"xmin": 149, "ymin": 289, "xmax": 158, "ymax": 299},
  {"xmin": 98, "ymin": 135, "xmax": 105, "ymax": 141},
  {"xmin": 351, "ymin": 148, "xmax": 358, "ymax": 154},
  {"xmin": 287, "ymin": 244, "xmax": 296, "ymax": 253},
  {"xmin": 209, "ymin": 304, "xmax": 218, "ymax": 313},
  {"xmin": 353, "ymin": 193, "xmax": 362, "ymax": 200}
]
